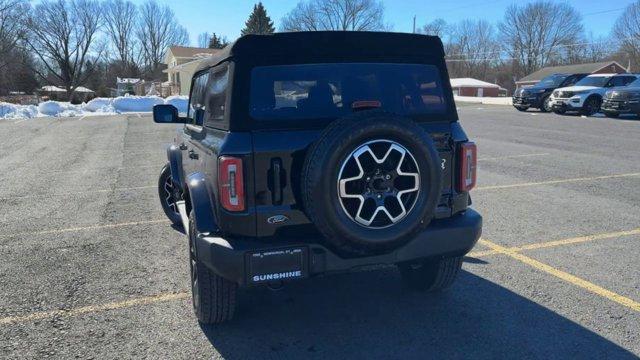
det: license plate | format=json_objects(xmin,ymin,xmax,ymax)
[{"xmin": 247, "ymin": 247, "xmax": 307, "ymax": 284}]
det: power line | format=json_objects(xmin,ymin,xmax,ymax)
[
  {"xmin": 582, "ymin": 7, "xmax": 626, "ymax": 16},
  {"xmin": 445, "ymin": 36, "xmax": 637, "ymax": 61}
]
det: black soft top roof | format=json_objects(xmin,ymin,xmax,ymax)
[{"xmin": 195, "ymin": 31, "xmax": 445, "ymax": 72}]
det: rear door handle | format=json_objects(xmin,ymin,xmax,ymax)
[{"xmin": 188, "ymin": 150, "xmax": 199, "ymax": 160}]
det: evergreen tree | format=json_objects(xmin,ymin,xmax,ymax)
[
  {"xmin": 208, "ymin": 33, "xmax": 228, "ymax": 49},
  {"xmin": 241, "ymin": 2, "xmax": 275, "ymax": 35}
]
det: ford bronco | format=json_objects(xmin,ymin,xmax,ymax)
[{"xmin": 153, "ymin": 32, "xmax": 482, "ymax": 324}]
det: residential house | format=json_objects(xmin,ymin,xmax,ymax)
[
  {"xmin": 162, "ymin": 46, "xmax": 220, "ymax": 96},
  {"xmin": 516, "ymin": 61, "xmax": 628, "ymax": 89}
]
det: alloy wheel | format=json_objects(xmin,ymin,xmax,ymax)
[
  {"xmin": 163, "ymin": 176, "xmax": 180, "ymax": 217},
  {"xmin": 337, "ymin": 140, "xmax": 420, "ymax": 228}
]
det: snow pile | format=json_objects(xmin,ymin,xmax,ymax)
[
  {"xmin": 38, "ymin": 101, "xmax": 84, "ymax": 117},
  {"xmin": 112, "ymin": 95, "xmax": 164, "ymax": 112},
  {"xmin": 164, "ymin": 95, "xmax": 188, "ymax": 113},
  {"xmin": 0, "ymin": 102, "xmax": 38, "ymax": 119},
  {"xmin": 0, "ymin": 94, "xmax": 192, "ymax": 120},
  {"xmin": 84, "ymin": 97, "xmax": 115, "ymax": 113}
]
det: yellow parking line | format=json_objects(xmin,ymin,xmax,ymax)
[
  {"xmin": 0, "ymin": 292, "xmax": 189, "ymax": 326},
  {"xmin": 514, "ymin": 228, "xmax": 640, "ymax": 252},
  {"xmin": 467, "ymin": 227, "xmax": 640, "ymax": 258},
  {"xmin": 476, "ymin": 172, "xmax": 640, "ymax": 191},
  {"xmin": 0, "ymin": 219, "xmax": 168, "ymax": 238},
  {"xmin": 478, "ymin": 153, "xmax": 549, "ymax": 161},
  {"xmin": 479, "ymin": 239, "xmax": 640, "ymax": 312},
  {"xmin": 3, "ymin": 227, "xmax": 638, "ymax": 325}
]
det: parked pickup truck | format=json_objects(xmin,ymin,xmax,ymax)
[{"xmin": 153, "ymin": 31, "xmax": 482, "ymax": 324}]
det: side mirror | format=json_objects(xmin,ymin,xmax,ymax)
[{"xmin": 153, "ymin": 104, "xmax": 187, "ymax": 124}]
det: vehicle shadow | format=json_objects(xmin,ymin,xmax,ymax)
[{"xmin": 199, "ymin": 268, "xmax": 637, "ymax": 359}]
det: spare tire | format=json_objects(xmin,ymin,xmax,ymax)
[{"xmin": 302, "ymin": 110, "xmax": 442, "ymax": 256}]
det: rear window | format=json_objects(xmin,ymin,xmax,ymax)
[{"xmin": 250, "ymin": 63, "xmax": 448, "ymax": 121}]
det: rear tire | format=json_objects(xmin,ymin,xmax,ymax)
[
  {"xmin": 189, "ymin": 212, "xmax": 237, "ymax": 324},
  {"xmin": 398, "ymin": 256, "xmax": 463, "ymax": 292}
]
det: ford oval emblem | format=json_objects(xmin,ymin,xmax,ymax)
[{"xmin": 267, "ymin": 215, "xmax": 289, "ymax": 224}]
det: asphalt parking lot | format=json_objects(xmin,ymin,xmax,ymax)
[{"xmin": 1, "ymin": 106, "xmax": 639, "ymax": 359}]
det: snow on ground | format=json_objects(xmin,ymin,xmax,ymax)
[
  {"xmin": 0, "ymin": 95, "xmax": 189, "ymax": 120},
  {"xmin": 164, "ymin": 95, "xmax": 188, "ymax": 113},
  {"xmin": 112, "ymin": 95, "xmax": 165, "ymax": 112},
  {"xmin": 454, "ymin": 95, "xmax": 512, "ymax": 105},
  {"xmin": 0, "ymin": 103, "xmax": 38, "ymax": 119}
]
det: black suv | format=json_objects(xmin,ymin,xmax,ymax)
[
  {"xmin": 512, "ymin": 73, "xmax": 586, "ymax": 112},
  {"xmin": 153, "ymin": 32, "xmax": 482, "ymax": 324},
  {"xmin": 601, "ymin": 77, "xmax": 640, "ymax": 118}
]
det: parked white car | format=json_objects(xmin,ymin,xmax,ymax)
[{"xmin": 549, "ymin": 73, "xmax": 638, "ymax": 115}]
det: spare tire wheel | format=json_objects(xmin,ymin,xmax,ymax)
[{"xmin": 302, "ymin": 111, "xmax": 442, "ymax": 256}]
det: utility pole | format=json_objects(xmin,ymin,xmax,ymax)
[{"xmin": 413, "ymin": 15, "xmax": 416, "ymax": 33}]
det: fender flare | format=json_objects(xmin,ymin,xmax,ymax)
[
  {"xmin": 166, "ymin": 145, "xmax": 185, "ymax": 191},
  {"xmin": 185, "ymin": 172, "xmax": 219, "ymax": 235}
]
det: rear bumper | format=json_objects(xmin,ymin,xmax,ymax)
[{"xmin": 195, "ymin": 209, "xmax": 482, "ymax": 286}]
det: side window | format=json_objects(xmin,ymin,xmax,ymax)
[
  {"xmin": 188, "ymin": 71, "xmax": 210, "ymax": 126},
  {"xmin": 607, "ymin": 77, "xmax": 629, "ymax": 87},
  {"xmin": 204, "ymin": 64, "xmax": 230, "ymax": 129},
  {"xmin": 623, "ymin": 76, "xmax": 637, "ymax": 86},
  {"xmin": 564, "ymin": 75, "xmax": 579, "ymax": 87}
]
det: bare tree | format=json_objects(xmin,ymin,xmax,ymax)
[
  {"xmin": 197, "ymin": 32, "xmax": 211, "ymax": 48},
  {"xmin": 136, "ymin": 0, "xmax": 189, "ymax": 74},
  {"xmin": 583, "ymin": 35, "xmax": 612, "ymax": 63},
  {"xmin": 281, "ymin": 0, "xmax": 387, "ymax": 32},
  {"xmin": 0, "ymin": 0, "xmax": 29, "ymax": 70},
  {"xmin": 447, "ymin": 20, "xmax": 500, "ymax": 80},
  {"xmin": 419, "ymin": 19, "xmax": 448, "ymax": 39},
  {"xmin": 499, "ymin": 1, "xmax": 584, "ymax": 78},
  {"xmin": 103, "ymin": 0, "xmax": 139, "ymax": 76},
  {"xmin": 614, "ymin": 0, "xmax": 640, "ymax": 71},
  {"xmin": 24, "ymin": 0, "xmax": 104, "ymax": 96}
]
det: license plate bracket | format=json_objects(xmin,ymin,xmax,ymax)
[{"xmin": 246, "ymin": 247, "xmax": 308, "ymax": 284}]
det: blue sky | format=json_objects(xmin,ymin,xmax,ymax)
[{"xmin": 135, "ymin": 0, "xmax": 637, "ymax": 45}]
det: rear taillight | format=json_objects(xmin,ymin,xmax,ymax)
[
  {"xmin": 218, "ymin": 156, "xmax": 245, "ymax": 212},
  {"xmin": 457, "ymin": 142, "xmax": 477, "ymax": 192}
]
